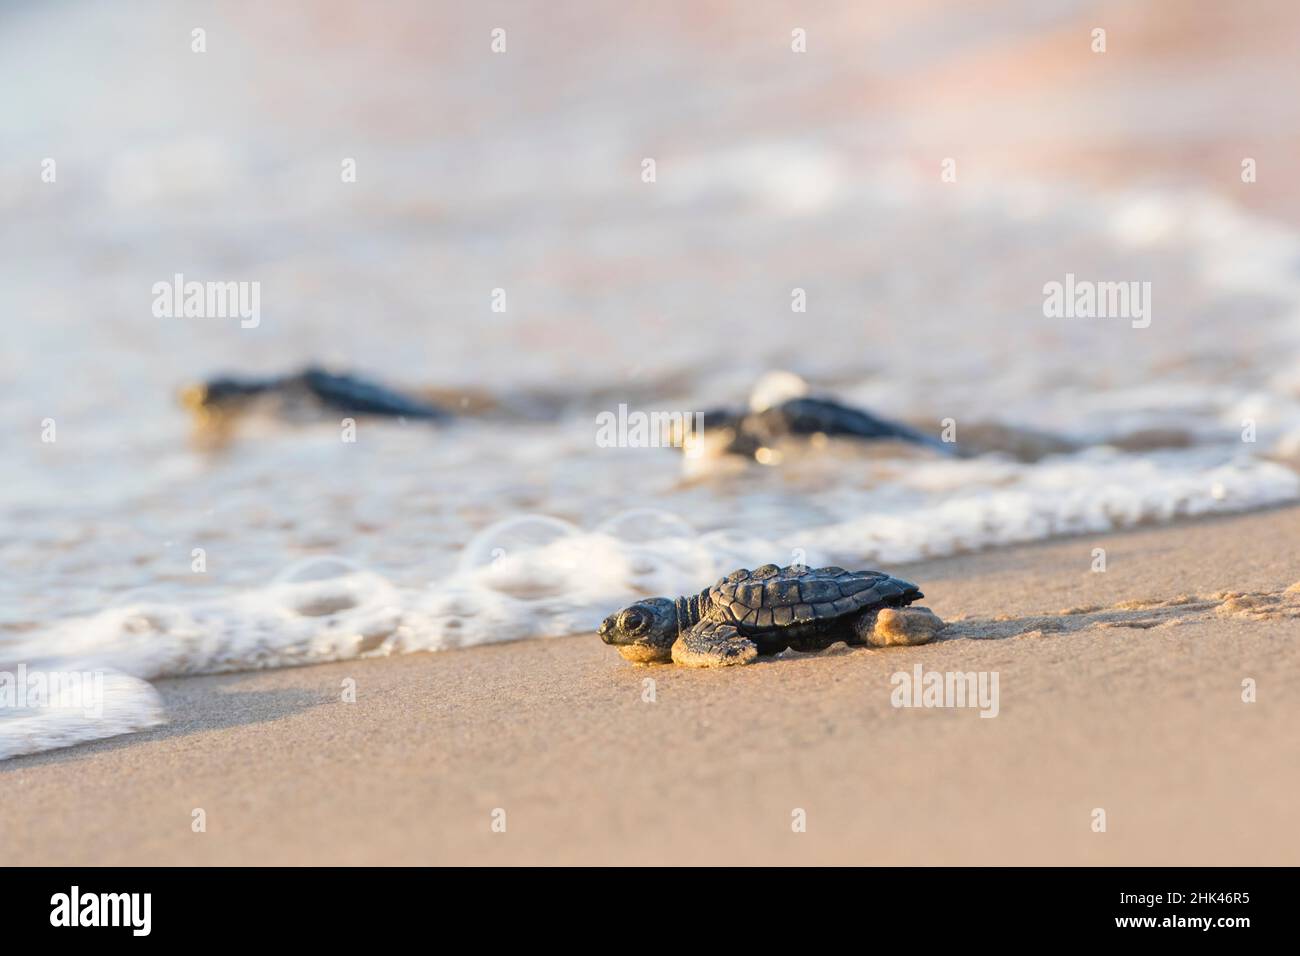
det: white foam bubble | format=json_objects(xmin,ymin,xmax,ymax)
[
  {"xmin": 3, "ymin": 446, "xmax": 1290, "ymax": 699},
  {"xmin": 0, "ymin": 670, "xmax": 163, "ymax": 761},
  {"xmin": 8, "ymin": 137, "xmax": 1300, "ymax": 759}
]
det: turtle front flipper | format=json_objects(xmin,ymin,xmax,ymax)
[{"xmin": 671, "ymin": 621, "xmax": 758, "ymax": 668}]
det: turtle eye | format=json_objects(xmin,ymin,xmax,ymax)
[{"xmin": 621, "ymin": 610, "xmax": 646, "ymax": 633}]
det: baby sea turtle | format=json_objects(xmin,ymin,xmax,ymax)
[
  {"xmin": 180, "ymin": 366, "xmax": 448, "ymax": 443},
  {"xmin": 694, "ymin": 397, "xmax": 949, "ymax": 459},
  {"xmin": 599, "ymin": 564, "xmax": 945, "ymax": 667},
  {"xmin": 670, "ymin": 372, "xmax": 950, "ymax": 462}
]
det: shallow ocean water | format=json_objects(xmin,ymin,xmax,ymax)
[{"xmin": 3, "ymin": 0, "xmax": 1300, "ymax": 755}]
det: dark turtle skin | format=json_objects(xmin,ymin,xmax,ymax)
[
  {"xmin": 672, "ymin": 397, "xmax": 952, "ymax": 461},
  {"xmin": 180, "ymin": 366, "xmax": 448, "ymax": 444},
  {"xmin": 183, "ymin": 366, "xmax": 448, "ymax": 421},
  {"xmin": 599, "ymin": 564, "xmax": 939, "ymax": 667},
  {"xmin": 708, "ymin": 564, "xmax": 921, "ymax": 652},
  {"xmin": 740, "ymin": 397, "xmax": 949, "ymax": 454}
]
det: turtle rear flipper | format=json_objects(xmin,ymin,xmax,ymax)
[
  {"xmin": 671, "ymin": 621, "xmax": 758, "ymax": 668},
  {"xmin": 856, "ymin": 606, "xmax": 945, "ymax": 646}
]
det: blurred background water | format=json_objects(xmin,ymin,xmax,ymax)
[{"xmin": 2, "ymin": 0, "xmax": 1299, "ymax": 753}]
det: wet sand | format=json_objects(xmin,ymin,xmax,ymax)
[{"xmin": 4, "ymin": 505, "xmax": 1297, "ymax": 865}]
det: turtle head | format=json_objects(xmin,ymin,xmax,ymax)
[
  {"xmin": 179, "ymin": 378, "xmax": 240, "ymax": 421},
  {"xmin": 599, "ymin": 597, "xmax": 677, "ymax": 663},
  {"xmin": 178, "ymin": 376, "xmax": 277, "ymax": 447},
  {"xmin": 180, "ymin": 376, "xmax": 274, "ymax": 413},
  {"xmin": 178, "ymin": 380, "xmax": 232, "ymax": 441}
]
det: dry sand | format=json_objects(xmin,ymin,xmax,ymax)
[{"xmin": 3, "ymin": 506, "xmax": 1298, "ymax": 865}]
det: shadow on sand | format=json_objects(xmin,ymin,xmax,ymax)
[{"xmin": 0, "ymin": 685, "xmax": 326, "ymax": 773}]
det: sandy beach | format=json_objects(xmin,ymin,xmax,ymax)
[
  {"xmin": 4, "ymin": 0, "xmax": 1300, "ymax": 874},
  {"xmin": 4, "ymin": 505, "xmax": 1296, "ymax": 866}
]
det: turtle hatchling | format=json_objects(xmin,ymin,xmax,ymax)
[{"xmin": 599, "ymin": 564, "xmax": 945, "ymax": 667}]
